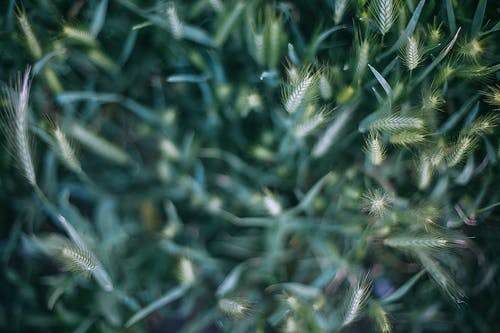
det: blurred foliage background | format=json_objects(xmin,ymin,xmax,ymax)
[{"xmin": 1, "ymin": 0, "xmax": 499, "ymax": 332}]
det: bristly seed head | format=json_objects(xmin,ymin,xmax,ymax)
[
  {"xmin": 342, "ymin": 277, "xmax": 372, "ymax": 327},
  {"xmin": 364, "ymin": 131, "xmax": 386, "ymax": 166},
  {"xmin": 166, "ymin": 2, "xmax": 183, "ymax": 39},
  {"xmin": 218, "ymin": 298, "xmax": 252, "ymax": 318},
  {"xmin": 369, "ymin": 0, "xmax": 400, "ymax": 36},
  {"xmin": 54, "ymin": 126, "xmax": 82, "ymax": 173},
  {"xmin": 282, "ymin": 65, "xmax": 318, "ymax": 114},
  {"xmin": 60, "ymin": 244, "xmax": 97, "ymax": 275},
  {"xmin": 2, "ymin": 66, "xmax": 36, "ymax": 186},
  {"xmin": 401, "ymin": 35, "xmax": 424, "ymax": 71},
  {"xmin": 362, "ymin": 189, "xmax": 391, "ymax": 217}
]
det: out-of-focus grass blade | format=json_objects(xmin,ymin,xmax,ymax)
[
  {"xmin": 57, "ymin": 92, "xmax": 162, "ymax": 125},
  {"xmin": 90, "ymin": 0, "xmax": 108, "ymax": 37},
  {"xmin": 376, "ymin": 0, "xmax": 426, "ymax": 61},
  {"xmin": 216, "ymin": 263, "xmax": 245, "ymax": 297},
  {"xmin": 121, "ymin": 98, "xmax": 162, "ymax": 125},
  {"xmin": 412, "ymin": 27, "xmax": 461, "ymax": 87},
  {"xmin": 439, "ymin": 96, "xmax": 479, "ymax": 134},
  {"xmin": 167, "ymin": 74, "xmax": 210, "ymax": 83},
  {"xmin": 480, "ymin": 21, "xmax": 500, "ymax": 36},
  {"xmin": 471, "ymin": 0, "xmax": 487, "ymax": 36},
  {"xmin": 57, "ymin": 92, "xmax": 121, "ymax": 104},
  {"xmin": 445, "ymin": 0, "xmax": 456, "ymax": 33},
  {"xmin": 125, "ymin": 284, "xmax": 190, "ymax": 327},
  {"xmin": 66, "ymin": 122, "xmax": 131, "ymax": 165},
  {"xmin": 214, "ymin": 2, "xmax": 245, "ymax": 46},
  {"xmin": 33, "ymin": 49, "xmax": 66, "ymax": 75},
  {"xmin": 306, "ymin": 25, "xmax": 347, "ymax": 61},
  {"xmin": 313, "ymin": 101, "xmax": 358, "ymax": 157},
  {"xmin": 381, "ymin": 270, "xmax": 425, "ymax": 303},
  {"xmin": 288, "ymin": 43, "xmax": 301, "ymax": 66},
  {"xmin": 119, "ymin": 30, "xmax": 138, "ymax": 65},
  {"xmin": 455, "ymin": 155, "xmax": 475, "ymax": 185},
  {"xmin": 182, "ymin": 25, "xmax": 215, "ymax": 47},
  {"xmin": 288, "ymin": 172, "xmax": 332, "ymax": 214}
]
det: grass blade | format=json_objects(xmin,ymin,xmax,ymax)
[
  {"xmin": 90, "ymin": 0, "xmax": 108, "ymax": 37},
  {"xmin": 125, "ymin": 284, "xmax": 190, "ymax": 327},
  {"xmin": 471, "ymin": 0, "xmax": 487, "ymax": 36},
  {"xmin": 368, "ymin": 64, "xmax": 393, "ymax": 99},
  {"xmin": 381, "ymin": 270, "xmax": 425, "ymax": 303},
  {"xmin": 412, "ymin": 27, "xmax": 461, "ymax": 87},
  {"xmin": 445, "ymin": 0, "xmax": 456, "ymax": 33}
]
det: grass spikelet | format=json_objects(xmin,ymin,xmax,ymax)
[
  {"xmin": 218, "ymin": 297, "xmax": 253, "ymax": 318},
  {"xmin": 401, "ymin": 35, "xmax": 424, "ymax": 71},
  {"xmin": 369, "ymin": 0, "xmax": 400, "ymax": 36},
  {"xmin": 16, "ymin": 7, "xmax": 42, "ymax": 59},
  {"xmin": 446, "ymin": 134, "xmax": 478, "ymax": 167},
  {"xmin": 252, "ymin": 32, "xmax": 265, "ymax": 66},
  {"xmin": 334, "ymin": 0, "xmax": 350, "ymax": 24},
  {"xmin": 389, "ymin": 130, "xmax": 427, "ymax": 146},
  {"xmin": 384, "ymin": 235, "xmax": 449, "ymax": 249},
  {"xmin": 458, "ymin": 37, "xmax": 485, "ymax": 63},
  {"xmin": 59, "ymin": 243, "xmax": 97, "ymax": 275},
  {"xmin": 416, "ymin": 251, "xmax": 465, "ymax": 303},
  {"xmin": 481, "ymin": 85, "xmax": 500, "ymax": 109},
  {"xmin": 54, "ymin": 126, "xmax": 82, "ymax": 174},
  {"xmin": 2, "ymin": 67, "xmax": 36, "ymax": 186},
  {"xmin": 466, "ymin": 113, "xmax": 499, "ymax": 136},
  {"xmin": 342, "ymin": 277, "xmax": 372, "ymax": 327},
  {"xmin": 362, "ymin": 189, "xmax": 390, "ymax": 217},
  {"xmin": 354, "ymin": 38, "xmax": 370, "ymax": 82},
  {"xmin": 166, "ymin": 2, "xmax": 183, "ymax": 39},
  {"xmin": 318, "ymin": 71, "xmax": 333, "ymax": 100},
  {"xmin": 417, "ymin": 154, "xmax": 433, "ymax": 189},
  {"xmin": 364, "ymin": 131, "xmax": 386, "ymax": 165},
  {"xmin": 372, "ymin": 304, "xmax": 392, "ymax": 333},
  {"xmin": 266, "ymin": 10, "xmax": 284, "ymax": 70},
  {"xmin": 421, "ymin": 88, "xmax": 445, "ymax": 111},
  {"xmin": 282, "ymin": 66, "xmax": 318, "ymax": 114},
  {"xmin": 294, "ymin": 107, "xmax": 327, "ymax": 139},
  {"xmin": 369, "ymin": 115, "xmax": 424, "ymax": 133},
  {"xmin": 178, "ymin": 257, "xmax": 196, "ymax": 285},
  {"xmin": 63, "ymin": 26, "xmax": 96, "ymax": 46},
  {"xmin": 312, "ymin": 107, "xmax": 353, "ymax": 157},
  {"xmin": 263, "ymin": 189, "xmax": 282, "ymax": 216}
]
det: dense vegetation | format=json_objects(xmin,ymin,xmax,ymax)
[{"xmin": 1, "ymin": 0, "xmax": 499, "ymax": 332}]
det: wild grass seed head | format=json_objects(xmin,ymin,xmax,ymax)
[{"xmin": 1, "ymin": 66, "xmax": 36, "ymax": 186}]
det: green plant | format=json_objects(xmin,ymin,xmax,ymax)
[{"xmin": 1, "ymin": 0, "xmax": 499, "ymax": 332}]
